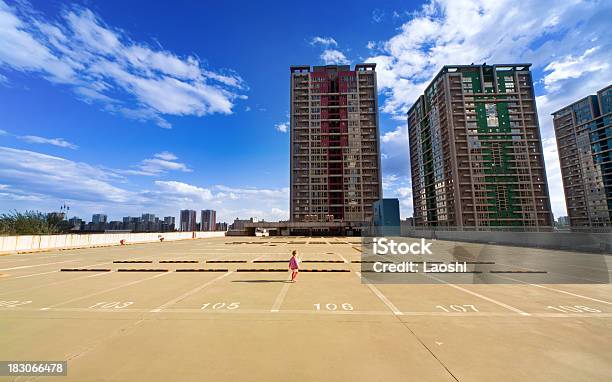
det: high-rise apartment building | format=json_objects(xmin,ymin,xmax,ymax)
[
  {"xmin": 92, "ymin": 214, "xmax": 107, "ymax": 224},
  {"xmin": 407, "ymin": 64, "xmax": 553, "ymax": 228},
  {"xmin": 290, "ymin": 64, "xmax": 382, "ymax": 224},
  {"xmin": 179, "ymin": 209, "xmax": 197, "ymax": 231},
  {"xmin": 141, "ymin": 213, "xmax": 156, "ymax": 223},
  {"xmin": 552, "ymin": 85, "xmax": 612, "ymax": 228},
  {"xmin": 201, "ymin": 209, "xmax": 216, "ymax": 231}
]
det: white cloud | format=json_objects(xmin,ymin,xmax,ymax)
[
  {"xmin": 0, "ymin": 146, "xmax": 135, "ymax": 204},
  {"xmin": 275, "ymin": 122, "xmax": 289, "ymax": 133},
  {"xmin": 154, "ymin": 180, "xmax": 213, "ymax": 201},
  {"xmin": 369, "ymin": 0, "xmax": 612, "ymax": 217},
  {"xmin": 214, "ymin": 184, "xmax": 289, "ymax": 200},
  {"xmin": 153, "ymin": 151, "xmax": 177, "ymax": 161},
  {"xmin": 310, "ymin": 36, "xmax": 337, "ymax": 47},
  {"xmin": 542, "ymin": 46, "xmax": 609, "ymax": 92},
  {"xmin": 380, "ymin": 124, "xmax": 410, "ymax": 177},
  {"xmin": 320, "ymin": 49, "xmax": 350, "ymax": 65},
  {"xmin": 0, "ymin": 146, "xmax": 288, "ymax": 223},
  {"xmin": 367, "ymin": 0, "xmax": 611, "ymax": 118},
  {"xmin": 149, "ymin": 182, "xmax": 289, "ymax": 222},
  {"xmin": 123, "ymin": 152, "xmax": 191, "ymax": 176},
  {"xmin": 0, "ymin": 1, "xmax": 246, "ymax": 128},
  {"xmin": 17, "ymin": 135, "xmax": 78, "ymax": 149}
]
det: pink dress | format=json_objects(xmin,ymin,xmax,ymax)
[{"xmin": 289, "ymin": 256, "xmax": 299, "ymax": 270}]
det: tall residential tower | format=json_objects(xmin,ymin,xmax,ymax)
[
  {"xmin": 290, "ymin": 64, "xmax": 382, "ymax": 225},
  {"xmin": 552, "ymin": 85, "xmax": 612, "ymax": 228},
  {"xmin": 407, "ymin": 64, "xmax": 553, "ymax": 229},
  {"xmin": 201, "ymin": 209, "xmax": 216, "ymax": 231},
  {"xmin": 179, "ymin": 209, "xmax": 197, "ymax": 232}
]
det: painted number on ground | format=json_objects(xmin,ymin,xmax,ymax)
[
  {"xmin": 314, "ymin": 303, "xmax": 354, "ymax": 311},
  {"xmin": 436, "ymin": 304, "xmax": 479, "ymax": 313},
  {"xmin": 0, "ymin": 300, "xmax": 32, "ymax": 308},
  {"xmin": 546, "ymin": 305, "xmax": 601, "ymax": 313},
  {"xmin": 88, "ymin": 301, "xmax": 134, "ymax": 309},
  {"xmin": 201, "ymin": 302, "xmax": 240, "ymax": 310}
]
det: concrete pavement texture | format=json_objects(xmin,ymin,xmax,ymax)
[{"xmin": 0, "ymin": 236, "xmax": 611, "ymax": 381}]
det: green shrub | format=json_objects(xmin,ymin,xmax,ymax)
[{"xmin": 0, "ymin": 210, "xmax": 72, "ymax": 236}]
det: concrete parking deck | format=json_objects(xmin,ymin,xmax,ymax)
[{"xmin": 1, "ymin": 236, "xmax": 611, "ymax": 381}]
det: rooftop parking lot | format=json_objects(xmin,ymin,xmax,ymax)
[{"xmin": 1, "ymin": 236, "xmax": 611, "ymax": 381}]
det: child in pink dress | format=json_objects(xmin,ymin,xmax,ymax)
[{"xmin": 289, "ymin": 250, "xmax": 299, "ymax": 282}]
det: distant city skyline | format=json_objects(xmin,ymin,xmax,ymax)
[{"xmin": 0, "ymin": 0, "xmax": 611, "ymax": 222}]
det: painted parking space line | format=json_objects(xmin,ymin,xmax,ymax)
[
  {"xmin": 335, "ymin": 253, "xmax": 349, "ymax": 263},
  {"xmin": 4, "ymin": 253, "xmax": 159, "ymax": 281},
  {"xmin": 0, "ymin": 259, "xmax": 81, "ymax": 271},
  {"xmin": 271, "ymin": 282, "xmax": 291, "ymax": 312},
  {"xmin": 495, "ymin": 274, "xmax": 612, "ymax": 305},
  {"xmin": 39, "ymin": 272, "xmax": 170, "ymax": 311},
  {"xmin": 10, "ymin": 270, "xmax": 60, "ymax": 279},
  {"xmin": 355, "ymin": 271, "xmax": 403, "ymax": 315},
  {"xmin": 0, "ymin": 270, "xmax": 116, "ymax": 296},
  {"xmin": 6, "ymin": 305, "xmax": 612, "ymax": 318},
  {"xmin": 150, "ymin": 271, "xmax": 233, "ymax": 312},
  {"xmin": 0, "ymin": 252, "xmax": 85, "ymax": 264},
  {"xmin": 427, "ymin": 274, "xmax": 530, "ymax": 316},
  {"xmin": 85, "ymin": 270, "xmax": 115, "ymax": 278}
]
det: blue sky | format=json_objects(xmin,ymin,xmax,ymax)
[{"xmin": 0, "ymin": 0, "xmax": 611, "ymax": 223}]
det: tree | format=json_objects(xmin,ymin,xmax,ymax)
[{"xmin": 0, "ymin": 210, "xmax": 72, "ymax": 236}]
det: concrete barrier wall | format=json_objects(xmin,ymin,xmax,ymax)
[
  {"xmin": 0, "ymin": 231, "xmax": 226, "ymax": 254},
  {"xmin": 401, "ymin": 228, "xmax": 612, "ymax": 253}
]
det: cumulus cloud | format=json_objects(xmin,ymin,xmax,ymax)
[
  {"xmin": 369, "ymin": 0, "xmax": 612, "ymax": 217},
  {"xmin": 381, "ymin": 124, "xmax": 410, "ymax": 177},
  {"xmin": 154, "ymin": 180, "xmax": 213, "ymax": 201},
  {"xmin": 320, "ymin": 49, "xmax": 350, "ymax": 65},
  {"xmin": 0, "ymin": 1, "xmax": 246, "ymax": 128},
  {"xmin": 0, "ymin": 146, "xmax": 135, "ymax": 204},
  {"xmin": 0, "ymin": 146, "xmax": 288, "ymax": 222},
  {"xmin": 275, "ymin": 122, "xmax": 289, "ymax": 133}
]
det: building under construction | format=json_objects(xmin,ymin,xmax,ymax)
[{"xmin": 407, "ymin": 64, "xmax": 553, "ymax": 229}]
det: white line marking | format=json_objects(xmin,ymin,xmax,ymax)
[
  {"xmin": 0, "ymin": 271, "xmax": 115, "ymax": 296},
  {"xmin": 355, "ymin": 271, "xmax": 403, "ymax": 315},
  {"xmin": 0, "ymin": 259, "xmax": 80, "ymax": 271},
  {"xmin": 8, "ymin": 306, "xmax": 612, "ymax": 318},
  {"xmin": 39, "ymin": 272, "xmax": 170, "ymax": 310},
  {"xmin": 336, "ymin": 253, "xmax": 349, "ymax": 263},
  {"xmin": 6, "ymin": 254, "xmax": 154, "ymax": 280},
  {"xmin": 428, "ymin": 275, "xmax": 531, "ymax": 316},
  {"xmin": 271, "ymin": 281, "xmax": 291, "ymax": 312},
  {"xmin": 11, "ymin": 270, "xmax": 59, "ymax": 279},
  {"xmin": 495, "ymin": 274, "xmax": 612, "ymax": 305},
  {"xmin": 150, "ymin": 272, "xmax": 233, "ymax": 312},
  {"xmin": 85, "ymin": 270, "xmax": 115, "ymax": 278}
]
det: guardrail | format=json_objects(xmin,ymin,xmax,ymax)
[
  {"xmin": 400, "ymin": 229, "xmax": 612, "ymax": 254},
  {"xmin": 0, "ymin": 231, "xmax": 226, "ymax": 254}
]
